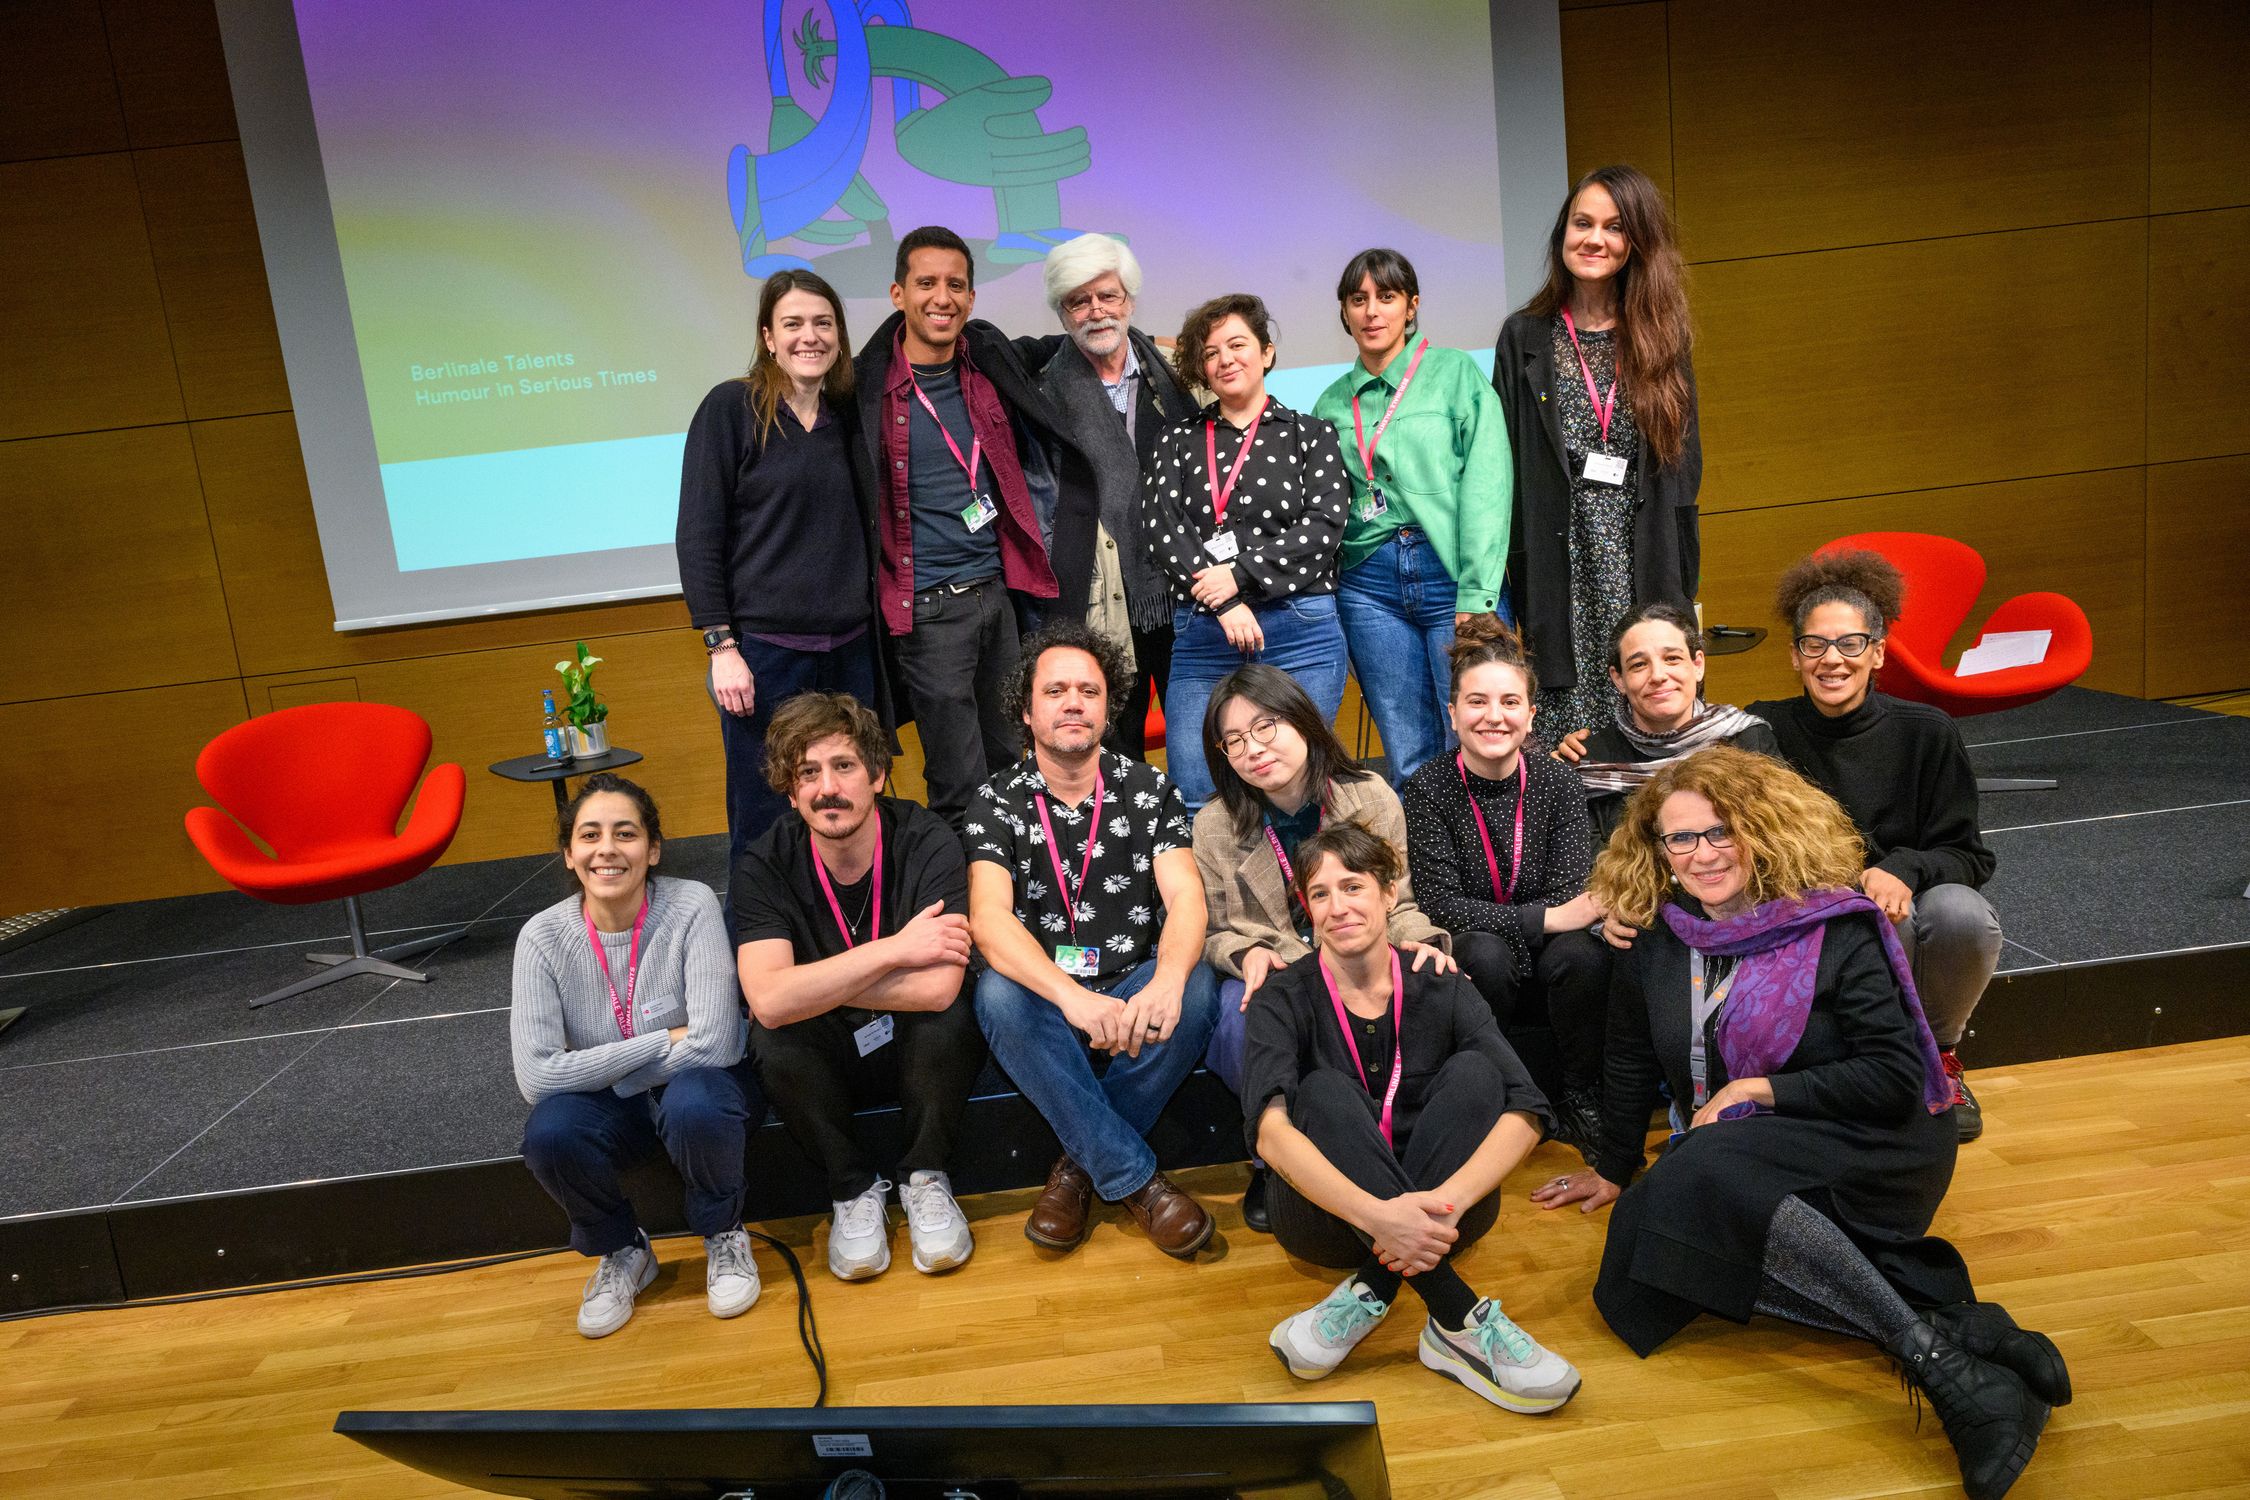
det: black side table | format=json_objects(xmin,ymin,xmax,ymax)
[
  {"xmin": 489, "ymin": 747, "xmax": 645, "ymax": 814},
  {"xmin": 1703, "ymin": 625, "xmax": 1768, "ymax": 656}
]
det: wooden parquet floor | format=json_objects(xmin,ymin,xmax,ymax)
[{"xmin": 4, "ymin": 1036, "xmax": 2247, "ymax": 1499}]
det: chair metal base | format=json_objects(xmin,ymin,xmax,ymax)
[
  {"xmin": 1978, "ymin": 776, "xmax": 2060, "ymax": 793},
  {"xmin": 248, "ymin": 894, "xmax": 468, "ymax": 1009}
]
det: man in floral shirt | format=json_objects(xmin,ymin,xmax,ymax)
[{"xmin": 966, "ymin": 621, "xmax": 1222, "ymax": 1259}]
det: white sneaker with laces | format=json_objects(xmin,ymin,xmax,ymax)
[
  {"xmin": 704, "ymin": 1227, "xmax": 759, "ymax": 1318},
  {"xmin": 828, "ymin": 1179, "xmax": 892, "ymax": 1281},
  {"xmin": 1418, "ymin": 1297, "xmax": 1582, "ymax": 1414},
  {"xmin": 900, "ymin": 1169, "xmax": 974, "ymax": 1274},
  {"xmin": 1270, "ymin": 1276, "xmax": 1390, "ymax": 1379},
  {"xmin": 576, "ymin": 1231, "xmax": 657, "ymax": 1339}
]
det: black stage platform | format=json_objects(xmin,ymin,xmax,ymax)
[{"xmin": 3, "ymin": 687, "xmax": 2245, "ymax": 1313}]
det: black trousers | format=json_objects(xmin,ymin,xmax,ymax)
[
  {"xmin": 751, "ymin": 993, "xmax": 987, "ymax": 1201},
  {"xmin": 1455, "ymin": 927, "xmax": 1613, "ymax": 1088},
  {"xmin": 1110, "ymin": 620, "xmax": 1175, "ymax": 758},
  {"xmin": 893, "ymin": 579, "xmax": 1020, "ymax": 829},
  {"xmin": 1266, "ymin": 1052, "xmax": 1509, "ymax": 1269}
]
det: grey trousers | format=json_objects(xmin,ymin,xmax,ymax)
[{"xmin": 1895, "ymin": 883, "xmax": 2002, "ymax": 1049}]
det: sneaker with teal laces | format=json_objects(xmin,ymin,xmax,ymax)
[
  {"xmin": 1418, "ymin": 1297, "xmax": 1582, "ymax": 1413},
  {"xmin": 1270, "ymin": 1276, "xmax": 1392, "ymax": 1379}
]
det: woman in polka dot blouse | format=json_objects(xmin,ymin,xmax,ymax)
[{"xmin": 1141, "ymin": 293, "xmax": 1352, "ymax": 811}]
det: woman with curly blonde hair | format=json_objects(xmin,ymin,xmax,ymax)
[{"xmin": 1534, "ymin": 747, "xmax": 2062, "ymax": 1500}]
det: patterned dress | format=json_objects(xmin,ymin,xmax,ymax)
[{"xmin": 1542, "ymin": 317, "xmax": 1640, "ymax": 740}]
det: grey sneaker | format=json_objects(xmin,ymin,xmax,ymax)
[
  {"xmin": 900, "ymin": 1169, "xmax": 974, "ymax": 1274},
  {"xmin": 576, "ymin": 1231, "xmax": 657, "ymax": 1339},
  {"xmin": 1418, "ymin": 1297, "xmax": 1582, "ymax": 1414},
  {"xmin": 1270, "ymin": 1276, "xmax": 1390, "ymax": 1379},
  {"xmin": 704, "ymin": 1227, "xmax": 759, "ymax": 1319},
  {"xmin": 827, "ymin": 1179, "xmax": 892, "ymax": 1281}
]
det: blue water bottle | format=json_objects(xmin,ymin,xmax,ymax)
[{"xmin": 541, "ymin": 688, "xmax": 570, "ymax": 763}]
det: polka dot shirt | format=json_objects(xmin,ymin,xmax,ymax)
[{"xmin": 1139, "ymin": 397, "xmax": 1351, "ymax": 610}]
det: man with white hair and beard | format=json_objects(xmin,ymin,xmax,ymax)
[{"xmin": 1016, "ymin": 234, "xmax": 1193, "ymax": 757}]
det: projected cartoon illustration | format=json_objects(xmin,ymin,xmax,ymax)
[{"xmin": 728, "ymin": 0, "xmax": 1098, "ymax": 291}]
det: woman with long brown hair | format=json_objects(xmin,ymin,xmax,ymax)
[
  {"xmin": 677, "ymin": 269, "xmax": 882, "ymax": 868},
  {"xmin": 1492, "ymin": 165, "xmax": 1701, "ymax": 741}
]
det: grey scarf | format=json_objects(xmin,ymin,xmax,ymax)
[
  {"xmin": 1577, "ymin": 699, "xmax": 1770, "ymax": 795},
  {"xmin": 1036, "ymin": 328, "xmax": 1182, "ymax": 633}
]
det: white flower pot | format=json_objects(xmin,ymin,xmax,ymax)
[{"xmin": 569, "ymin": 722, "xmax": 610, "ymax": 758}]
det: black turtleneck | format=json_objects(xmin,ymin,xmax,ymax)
[{"xmin": 1746, "ymin": 691, "xmax": 1994, "ymax": 893}]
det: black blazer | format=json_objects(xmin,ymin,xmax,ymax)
[{"xmin": 1492, "ymin": 310, "xmax": 1703, "ymax": 692}]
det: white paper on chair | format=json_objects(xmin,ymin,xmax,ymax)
[{"xmin": 1955, "ymin": 630, "xmax": 2051, "ymax": 676}]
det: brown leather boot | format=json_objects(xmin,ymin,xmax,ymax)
[
  {"xmin": 1120, "ymin": 1171, "xmax": 1215, "ymax": 1259},
  {"xmin": 1024, "ymin": 1156, "xmax": 1095, "ymax": 1250}
]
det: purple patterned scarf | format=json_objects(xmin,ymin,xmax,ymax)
[{"xmin": 1661, "ymin": 886, "xmax": 1952, "ymax": 1117}]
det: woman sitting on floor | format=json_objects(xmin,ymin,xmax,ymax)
[
  {"xmin": 1246, "ymin": 820, "xmax": 1580, "ymax": 1414},
  {"xmin": 1534, "ymin": 747, "xmax": 2063, "ymax": 1500},
  {"xmin": 511, "ymin": 773, "xmax": 760, "ymax": 1339}
]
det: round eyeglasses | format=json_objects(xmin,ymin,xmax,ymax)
[{"xmin": 1217, "ymin": 715, "xmax": 1283, "ymax": 759}]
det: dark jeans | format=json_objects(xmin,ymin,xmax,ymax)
[
  {"xmin": 1266, "ymin": 1053, "xmax": 1506, "ymax": 1269},
  {"xmin": 715, "ymin": 633, "xmax": 877, "ymax": 876},
  {"xmin": 519, "ymin": 1060, "xmax": 764, "ymax": 1257},
  {"xmin": 751, "ymin": 992, "xmax": 987, "ymax": 1201},
  {"xmin": 1456, "ymin": 927, "xmax": 1613, "ymax": 1089},
  {"xmin": 1111, "ymin": 620, "xmax": 1175, "ymax": 758},
  {"xmin": 894, "ymin": 579, "xmax": 1021, "ymax": 829}
]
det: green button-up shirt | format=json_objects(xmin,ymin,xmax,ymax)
[{"xmin": 1312, "ymin": 337, "xmax": 1513, "ymax": 614}]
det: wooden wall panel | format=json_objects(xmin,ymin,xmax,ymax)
[
  {"xmin": 191, "ymin": 414, "xmax": 692, "ymax": 677},
  {"xmin": 1, "ymin": 426, "xmax": 239, "ymax": 703},
  {"xmin": 102, "ymin": 0, "xmax": 238, "ymax": 149},
  {"xmin": 1559, "ymin": 2, "xmax": 1671, "ymax": 198},
  {"xmin": 1668, "ymin": 0, "xmax": 2148, "ymax": 262},
  {"xmin": 2147, "ymin": 207, "xmax": 2250, "ymax": 464},
  {"xmin": 2151, "ymin": 0, "xmax": 2250, "ymax": 214},
  {"xmin": 0, "ymin": 154, "xmax": 184, "ymax": 440},
  {"xmin": 2145, "ymin": 457, "xmax": 2250, "ymax": 698},
  {"xmin": 1694, "ymin": 220, "xmax": 2148, "ymax": 512},
  {"xmin": 136, "ymin": 142, "xmax": 288, "ymax": 420},
  {"xmin": 1698, "ymin": 469, "xmax": 2148, "ymax": 706},
  {"xmin": 0, "ymin": 679, "xmax": 247, "ymax": 911},
  {"xmin": 0, "ymin": 0, "xmax": 125, "ymax": 162}
]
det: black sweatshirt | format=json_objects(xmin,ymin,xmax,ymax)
[{"xmin": 1747, "ymin": 691, "xmax": 1994, "ymax": 893}]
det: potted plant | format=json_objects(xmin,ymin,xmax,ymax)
[{"xmin": 555, "ymin": 642, "xmax": 610, "ymax": 757}]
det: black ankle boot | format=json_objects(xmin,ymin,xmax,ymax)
[
  {"xmin": 1890, "ymin": 1319, "xmax": 2050, "ymax": 1500},
  {"xmin": 1930, "ymin": 1302, "xmax": 2071, "ymax": 1407},
  {"xmin": 1242, "ymin": 1166, "xmax": 1271, "ymax": 1234},
  {"xmin": 1551, "ymin": 1084, "xmax": 1603, "ymax": 1164}
]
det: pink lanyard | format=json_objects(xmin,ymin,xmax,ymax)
[
  {"xmin": 1350, "ymin": 338, "xmax": 1430, "ymax": 480},
  {"xmin": 583, "ymin": 898, "xmax": 650, "ymax": 1039},
  {"xmin": 1319, "ymin": 946, "xmax": 1408, "ymax": 1145},
  {"xmin": 909, "ymin": 376, "xmax": 983, "ymax": 490},
  {"xmin": 1455, "ymin": 752, "xmax": 1526, "ymax": 903},
  {"xmin": 1034, "ymin": 770, "xmax": 1106, "ymax": 940},
  {"xmin": 1203, "ymin": 399, "xmax": 1268, "ymax": 527},
  {"xmin": 1559, "ymin": 308, "xmax": 1619, "ymax": 447},
  {"xmin": 810, "ymin": 816, "xmax": 884, "ymax": 949},
  {"xmin": 1259, "ymin": 794, "xmax": 1328, "ymax": 919}
]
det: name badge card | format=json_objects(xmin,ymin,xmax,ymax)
[
  {"xmin": 852, "ymin": 1013, "xmax": 895, "ymax": 1057},
  {"xmin": 1355, "ymin": 485, "xmax": 1388, "ymax": 522},
  {"xmin": 1582, "ymin": 452, "xmax": 1629, "ymax": 487},
  {"xmin": 1055, "ymin": 944, "xmax": 1100, "ymax": 977},
  {"xmin": 1202, "ymin": 530, "xmax": 1240, "ymax": 562},
  {"xmin": 961, "ymin": 492, "xmax": 999, "ymax": 531}
]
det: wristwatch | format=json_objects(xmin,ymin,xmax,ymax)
[{"xmin": 702, "ymin": 626, "xmax": 737, "ymax": 652}]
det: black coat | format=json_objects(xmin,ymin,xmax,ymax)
[{"xmin": 1491, "ymin": 311, "xmax": 1704, "ymax": 692}]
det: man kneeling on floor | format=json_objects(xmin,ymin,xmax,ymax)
[
  {"xmin": 736, "ymin": 692, "xmax": 986, "ymax": 1281},
  {"xmin": 967, "ymin": 621, "xmax": 1224, "ymax": 1257}
]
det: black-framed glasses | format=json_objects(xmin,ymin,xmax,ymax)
[
  {"xmin": 1657, "ymin": 825, "xmax": 1735, "ymax": 855},
  {"xmin": 1217, "ymin": 715, "xmax": 1283, "ymax": 758},
  {"xmin": 1793, "ymin": 631, "xmax": 1878, "ymax": 659}
]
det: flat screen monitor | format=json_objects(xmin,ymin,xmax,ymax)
[{"xmin": 334, "ymin": 1402, "xmax": 1389, "ymax": 1499}]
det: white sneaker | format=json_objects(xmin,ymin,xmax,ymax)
[
  {"xmin": 900, "ymin": 1169, "xmax": 974, "ymax": 1274},
  {"xmin": 576, "ymin": 1231, "xmax": 657, "ymax": 1339},
  {"xmin": 704, "ymin": 1227, "xmax": 759, "ymax": 1319},
  {"xmin": 1418, "ymin": 1297, "xmax": 1582, "ymax": 1414},
  {"xmin": 827, "ymin": 1179, "xmax": 892, "ymax": 1281},
  {"xmin": 1270, "ymin": 1276, "xmax": 1390, "ymax": 1379}
]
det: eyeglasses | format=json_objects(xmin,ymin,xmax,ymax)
[
  {"xmin": 1792, "ymin": 632, "xmax": 1879, "ymax": 659},
  {"xmin": 1062, "ymin": 287, "xmax": 1129, "ymax": 316},
  {"xmin": 1217, "ymin": 715, "xmax": 1283, "ymax": 758},
  {"xmin": 1657, "ymin": 825, "xmax": 1735, "ymax": 855}
]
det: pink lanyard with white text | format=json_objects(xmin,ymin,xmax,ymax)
[
  {"xmin": 909, "ymin": 377, "xmax": 983, "ymax": 489},
  {"xmin": 1456, "ymin": 753, "xmax": 1526, "ymax": 903},
  {"xmin": 583, "ymin": 898, "xmax": 650, "ymax": 1039},
  {"xmin": 1319, "ymin": 946, "xmax": 1408, "ymax": 1145},
  {"xmin": 1204, "ymin": 400, "xmax": 1267, "ymax": 527},
  {"xmin": 1260, "ymin": 794, "xmax": 1328, "ymax": 919},
  {"xmin": 1350, "ymin": 338, "xmax": 1429, "ymax": 480},
  {"xmin": 1034, "ymin": 771, "xmax": 1106, "ymax": 940},
  {"xmin": 811, "ymin": 816, "xmax": 884, "ymax": 949},
  {"xmin": 1559, "ymin": 308, "xmax": 1619, "ymax": 446}
]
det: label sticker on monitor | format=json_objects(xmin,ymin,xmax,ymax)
[{"xmin": 813, "ymin": 1434, "xmax": 873, "ymax": 1459}]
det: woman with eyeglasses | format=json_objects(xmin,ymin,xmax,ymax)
[
  {"xmin": 1534, "ymin": 747, "xmax": 2058, "ymax": 1500},
  {"xmin": 1745, "ymin": 550, "xmax": 1999, "ymax": 1142},
  {"xmin": 1192, "ymin": 664, "xmax": 1455, "ymax": 1230}
]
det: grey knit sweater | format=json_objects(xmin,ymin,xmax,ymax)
[{"xmin": 510, "ymin": 876, "xmax": 746, "ymax": 1104}]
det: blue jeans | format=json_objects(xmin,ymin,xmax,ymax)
[
  {"xmin": 974, "ymin": 956, "xmax": 1222, "ymax": 1200},
  {"xmin": 519, "ymin": 1060, "xmax": 765, "ymax": 1256},
  {"xmin": 1338, "ymin": 530, "xmax": 1511, "ymax": 783},
  {"xmin": 1165, "ymin": 594, "xmax": 1348, "ymax": 810},
  {"xmin": 716, "ymin": 634, "xmax": 877, "ymax": 879},
  {"xmin": 1205, "ymin": 977, "xmax": 1250, "ymax": 1094}
]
